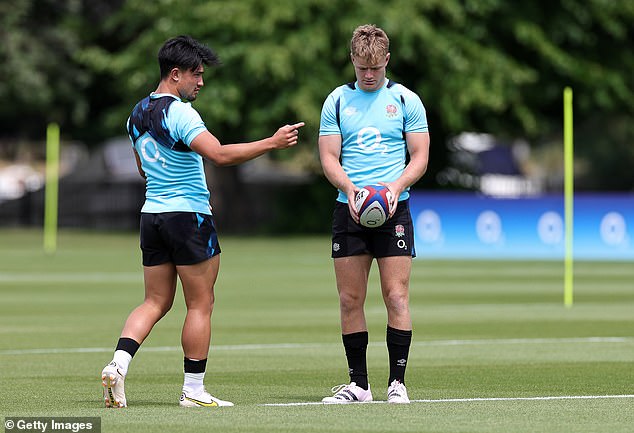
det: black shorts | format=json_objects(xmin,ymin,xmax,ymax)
[
  {"xmin": 331, "ymin": 199, "xmax": 416, "ymax": 259},
  {"xmin": 140, "ymin": 212, "xmax": 221, "ymax": 266}
]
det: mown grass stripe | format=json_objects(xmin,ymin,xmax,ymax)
[{"xmin": 1, "ymin": 336, "xmax": 631, "ymax": 356}]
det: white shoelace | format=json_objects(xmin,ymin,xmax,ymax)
[{"xmin": 330, "ymin": 384, "xmax": 349, "ymax": 394}]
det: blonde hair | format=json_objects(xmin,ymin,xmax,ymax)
[{"xmin": 350, "ymin": 24, "xmax": 390, "ymax": 63}]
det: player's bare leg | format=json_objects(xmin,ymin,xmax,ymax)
[
  {"xmin": 177, "ymin": 256, "xmax": 233, "ymax": 407},
  {"xmin": 334, "ymin": 254, "xmax": 373, "ymax": 334},
  {"xmin": 103, "ymin": 263, "xmax": 177, "ymax": 408},
  {"xmin": 378, "ymin": 255, "xmax": 412, "ymax": 403},
  {"xmin": 121, "ymin": 263, "xmax": 178, "ymax": 342},
  {"xmin": 377, "ymin": 256, "xmax": 412, "ymax": 330},
  {"xmin": 322, "ymin": 255, "xmax": 374, "ymax": 403},
  {"xmin": 179, "ymin": 257, "xmax": 218, "ymax": 360}
]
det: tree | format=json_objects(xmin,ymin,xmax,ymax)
[
  {"xmin": 0, "ymin": 0, "xmax": 88, "ymax": 139},
  {"xmin": 3, "ymin": 0, "xmax": 633, "ymax": 190},
  {"xmin": 77, "ymin": 0, "xmax": 634, "ymax": 190}
]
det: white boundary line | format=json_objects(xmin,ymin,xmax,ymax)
[
  {"xmin": 1, "ymin": 337, "xmax": 632, "ymax": 356},
  {"xmin": 262, "ymin": 394, "xmax": 634, "ymax": 407}
]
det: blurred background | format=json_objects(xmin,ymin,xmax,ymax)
[{"xmin": 0, "ymin": 0, "xmax": 632, "ymax": 258}]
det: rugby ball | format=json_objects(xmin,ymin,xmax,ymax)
[{"xmin": 354, "ymin": 185, "xmax": 392, "ymax": 228}]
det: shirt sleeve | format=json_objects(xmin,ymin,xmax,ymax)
[
  {"xmin": 169, "ymin": 102, "xmax": 208, "ymax": 146},
  {"xmin": 402, "ymin": 89, "xmax": 429, "ymax": 133},
  {"xmin": 319, "ymin": 90, "xmax": 341, "ymax": 136}
]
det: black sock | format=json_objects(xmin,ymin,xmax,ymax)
[
  {"xmin": 184, "ymin": 357, "xmax": 207, "ymax": 374},
  {"xmin": 342, "ymin": 331, "xmax": 369, "ymax": 390},
  {"xmin": 115, "ymin": 337, "xmax": 140, "ymax": 358},
  {"xmin": 386, "ymin": 326, "xmax": 412, "ymax": 386}
]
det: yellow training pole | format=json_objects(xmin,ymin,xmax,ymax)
[
  {"xmin": 44, "ymin": 123, "xmax": 60, "ymax": 254},
  {"xmin": 563, "ymin": 88, "xmax": 574, "ymax": 307}
]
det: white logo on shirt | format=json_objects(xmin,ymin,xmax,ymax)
[
  {"xmin": 140, "ymin": 136, "xmax": 167, "ymax": 168},
  {"xmin": 356, "ymin": 126, "xmax": 386, "ymax": 154}
]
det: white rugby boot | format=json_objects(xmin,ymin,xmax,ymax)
[
  {"xmin": 387, "ymin": 379, "xmax": 410, "ymax": 403},
  {"xmin": 322, "ymin": 382, "xmax": 373, "ymax": 404},
  {"xmin": 179, "ymin": 389, "xmax": 234, "ymax": 407},
  {"xmin": 102, "ymin": 361, "xmax": 127, "ymax": 408}
]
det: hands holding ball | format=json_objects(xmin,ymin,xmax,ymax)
[{"xmin": 353, "ymin": 184, "xmax": 394, "ymax": 228}]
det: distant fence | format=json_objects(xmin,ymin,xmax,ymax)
[
  {"xmin": 410, "ymin": 192, "xmax": 634, "ymax": 260},
  {"xmin": 0, "ymin": 180, "xmax": 144, "ymax": 230}
]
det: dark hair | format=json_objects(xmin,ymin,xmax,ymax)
[{"xmin": 158, "ymin": 35, "xmax": 220, "ymax": 79}]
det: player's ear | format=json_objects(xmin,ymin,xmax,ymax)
[
  {"xmin": 169, "ymin": 67, "xmax": 181, "ymax": 83},
  {"xmin": 385, "ymin": 52, "xmax": 391, "ymax": 66}
]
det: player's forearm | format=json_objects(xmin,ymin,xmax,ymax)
[
  {"xmin": 211, "ymin": 138, "xmax": 276, "ymax": 166},
  {"xmin": 396, "ymin": 156, "xmax": 428, "ymax": 191},
  {"xmin": 322, "ymin": 158, "xmax": 355, "ymax": 196},
  {"xmin": 191, "ymin": 132, "xmax": 275, "ymax": 167},
  {"xmin": 392, "ymin": 132, "xmax": 430, "ymax": 192},
  {"xmin": 192, "ymin": 123, "xmax": 302, "ymax": 166}
]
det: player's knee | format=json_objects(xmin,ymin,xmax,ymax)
[
  {"xmin": 152, "ymin": 300, "xmax": 173, "ymax": 317},
  {"xmin": 188, "ymin": 297, "xmax": 215, "ymax": 316},
  {"xmin": 339, "ymin": 291, "xmax": 364, "ymax": 312},
  {"xmin": 384, "ymin": 291, "xmax": 409, "ymax": 313}
]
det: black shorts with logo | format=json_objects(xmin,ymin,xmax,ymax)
[
  {"xmin": 140, "ymin": 212, "xmax": 221, "ymax": 266},
  {"xmin": 331, "ymin": 199, "xmax": 416, "ymax": 259}
]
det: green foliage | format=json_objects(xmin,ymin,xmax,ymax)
[
  {"xmin": 0, "ymin": 0, "xmax": 89, "ymax": 135},
  {"xmin": 71, "ymin": 0, "xmax": 634, "ymax": 189},
  {"xmin": 2, "ymin": 0, "xmax": 633, "ymax": 189}
]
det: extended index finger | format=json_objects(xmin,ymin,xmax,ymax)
[{"xmin": 290, "ymin": 122, "xmax": 305, "ymax": 130}]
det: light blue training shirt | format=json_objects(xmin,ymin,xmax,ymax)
[
  {"xmin": 319, "ymin": 79, "xmax": 428, "ymax": 203},
  {"xmin": 127, "ymin": 93, "xmax": 211, "ymax": 214}
]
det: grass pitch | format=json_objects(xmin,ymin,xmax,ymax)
[{"xmin": 0, "ymin": 229, "xmax": 632, "ymax": 432}]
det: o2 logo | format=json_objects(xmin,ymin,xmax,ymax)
[
  {"xmin": 537, "ymin": 211, "xmax": 563, "ymax": 245},
  {"xmin": 600, "ymin": 212, "xmax": 627, "ymax": 246},
  {"xmin": 416, "ymin": 210, "xmax": 442, "ymax": 244},
  {"xmin": 139, "ymin": 136, "xmax": 167, "ymax": 168},
  {"xmin": 356, "ymin": 127, "xmax": 387, "ymax": 154},
  {"xmin": 476, "ymin": 210, "xmax": 502, "ymax": 244}
]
